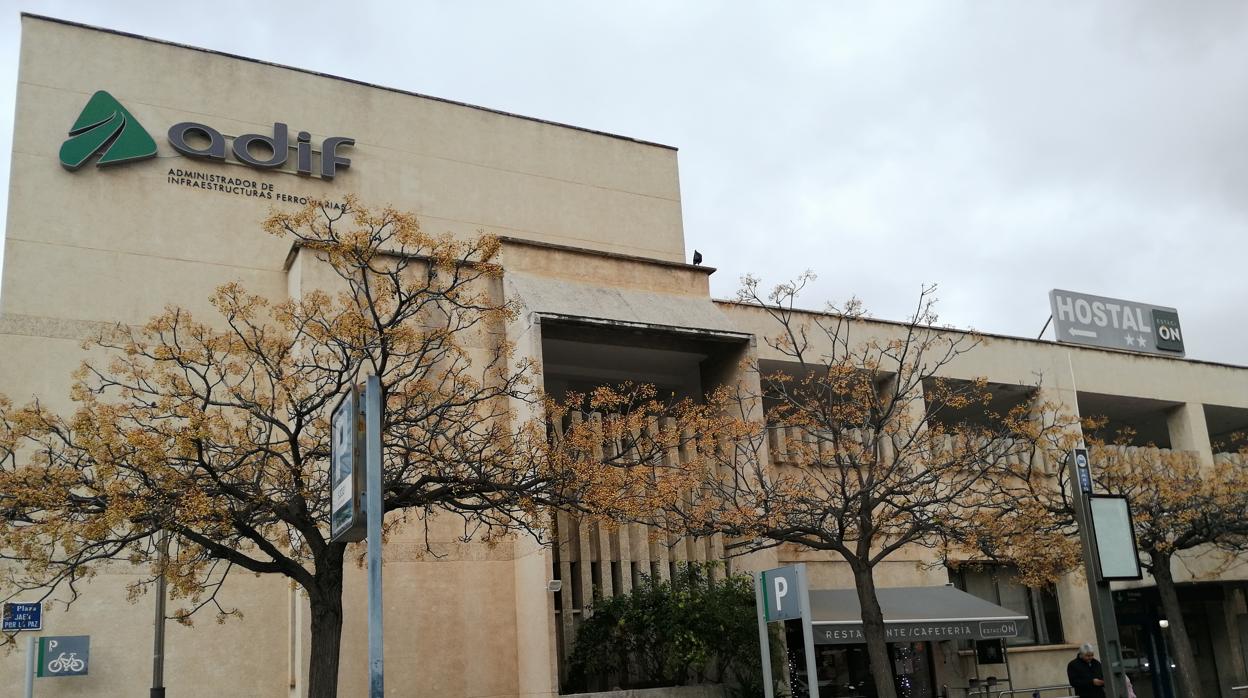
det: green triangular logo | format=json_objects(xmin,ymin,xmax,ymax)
[{"xmin": 59, "ymin": 90, "xmax": 157, "ymax": 170}]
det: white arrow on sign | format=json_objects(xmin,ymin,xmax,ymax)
[{"xmin": 1068, "ymin": 328, "xmax": 1098, "ymax": 338}]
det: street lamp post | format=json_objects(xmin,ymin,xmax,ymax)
[{"xmin": 151, "ymin": 530, "xmax": 169, "ymax": 698}]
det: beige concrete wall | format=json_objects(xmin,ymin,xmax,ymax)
[
  {"xmin": 500, "ymin": 240, "xmax": 710, "ymax": 298},
  {"xmin": 0, "ymin": 563, "xmax": 288, "ymax": 698},
  {"xmin": 335, "ymin": 536, "xmax": 524, "ymax": 697},
  {"xmin": 4, "ymin": 19, "xmax": 685, "ymax": 325}
]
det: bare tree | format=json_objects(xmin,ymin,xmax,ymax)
[
  {"xmin": 0, "ymin": 199, "xmax": 572, "ymax": 698},
  {"xmin": 554, "ymin": 276, "xmax": 1081, "ymax": 698}
]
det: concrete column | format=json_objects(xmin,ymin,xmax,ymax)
[
  {"xmin": 513, "ymin": 538, "xmax": 560, "ymax": 698},
  {"xmin": 1166, "ymin": 402, "xmax": 1215, "ymax": 468},
  {"xmin": 1032, "ymin": 380, "xmax": 1095, "ymax": 647},
  {"xmin": 503, "ymin": 285, "xmax": 560, "ymax": 698},
  {"xmin": 700, "ymin": 337, "xmax": 770, "ymax": 577},
  {"xmin": 878, "ymin": 372, "xmax": 927, "ymax": 465}
]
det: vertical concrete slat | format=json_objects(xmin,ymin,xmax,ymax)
[
  {"xmin": 665, "ymin": 419, "xmax": 686, "ymax": 569},
  {"xmin": 617, "ymin": 521, "xmax": 633, "ymax": 595},
  {"xmin": 653, "ymin": 516, "xmax": 671, "ymax": 582},
  {"xmin": 556, "ymin": 510, "xmax": 576, "ymax": 685},
  {"xmin": 634, "ymin": 520, "xmax": 651, "ymax": 587},
  {"xmin": 675, "ymin": 418, "xmax": 700, "ymax": 566},
  {"xmin": 597, "ymin": 520, "xmax": 614, "ymax": 600},
  {"xmin": 769, "ymin": 425, "xmax": 785, "ymax": 464},
  {"xmin": 578, "ymin": 516, "xmax": 595, "ymax": 610}
]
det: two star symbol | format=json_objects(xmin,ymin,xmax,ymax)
[{"xmin": 1123, "ymin": 334, "xmax": 1148, "ymax": 347}]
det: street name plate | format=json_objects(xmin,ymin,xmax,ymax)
[
  {"xmin": 1049, "ymin": 289, "xmax": 1185, "ymax": 357},
  {"xmin": 2, "ymin": 602, "xmax": 41, "ymax": 631}
]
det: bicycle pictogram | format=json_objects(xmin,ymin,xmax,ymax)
[
  {"xmin": 36, "ymin": 637, "xmax": 90, "ymax": 677},
  {"xmin": 46, "ymin": 651, "xmax": 85, "ymax": 673}
]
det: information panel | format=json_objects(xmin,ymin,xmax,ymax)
[
  {"xmin": 1090, "ymin": 495, "xmax": 1143, "ymax": 581},
  {"xmin": 330, "ymin": 385, "xmax": 366, "ymax": 543}
]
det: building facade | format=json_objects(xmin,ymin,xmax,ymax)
[{"xmin": 2, "ymin": 15, "xmax": 1247, "ymax": 698}]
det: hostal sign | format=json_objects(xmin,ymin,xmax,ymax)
[
  {"xmin": 60, "ymin": 90, "xmax": 352, "ymax": 179},
  {"xmin": 1049, "ymin": 289, "xmax": 1185, "ymax": 357}
]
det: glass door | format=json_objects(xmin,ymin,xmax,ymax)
[
  {"xmin": 808, "ymin": 641, "xmax": 935, "ymax": 698},
  {"xmin": 892, "ymin": 642, "xmax": 935, "ymax": 698}
]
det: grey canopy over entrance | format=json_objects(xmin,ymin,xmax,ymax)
[{"xmin": 810, "ymin": 586, "xmax": 1027, "ymax": 645}]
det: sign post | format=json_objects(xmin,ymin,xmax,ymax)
[
  {"xmin": 1068, "ymin": 449, "xmax": 1129, "ymax": 698},
  {"xmin": 755, "ymin": 564, "xmax": 819, "ymax": 698},
  {"xmin": 364, "ymin": 375, "xmax": 384, "ymax": 698},
  {"xmin": 24, "ymin": 635, "xmax": 34, "ymax": 698},
  {"xmin": 152, "ymin": 530, "xmax": 170, "ymax": 698}
]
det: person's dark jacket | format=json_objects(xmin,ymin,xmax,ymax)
[{"xmin": 1067, "ymin": 654, "xmax": 1107, "ymax": 698}]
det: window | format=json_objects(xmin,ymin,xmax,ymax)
[{"xmin": 949, "ymin": 565, "xmax": 1065, "ymax": 646}]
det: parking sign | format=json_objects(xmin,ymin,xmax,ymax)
[{"xmin": 37, "ymin": 635, "xmax": 90, "ymax": 677}]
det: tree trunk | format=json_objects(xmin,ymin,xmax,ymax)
[
  {"xmin": 1152, "ymin": 550, "xmax": 1203, "ymax": 698},
  {"xmin": 307, "ymin": 555, "xmax": 346, "ymax": 698},
  {"xmin": 853, "ymin": 564, "xmax": 897, "ymax": 698}
]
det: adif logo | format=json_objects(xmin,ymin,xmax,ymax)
[
  {"xmin": 60, "ymin": 90, "xmax": 354, "ymax": 179},
  {"xmin": 59, "ymin": 91, "xmax": 158, "ymax": 169}
]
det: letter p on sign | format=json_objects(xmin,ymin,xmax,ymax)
[
  {"xmin": 762, "ymin": 565, "xmax": 802, "ymax": 622},
  {"xmin": 774, "ymin": 576, "xmax": 789, "ymax": 611}
]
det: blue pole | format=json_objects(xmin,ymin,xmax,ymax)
[{"xmin": 365, "ymin": 375, "xmax": 384, "ymax": 697}]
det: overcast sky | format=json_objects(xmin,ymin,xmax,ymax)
[{"xmin": 1, "ymin": 1, "xmax": 1246, "ymax": 364}]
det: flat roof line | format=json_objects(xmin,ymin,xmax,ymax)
[
  {"xmin": 20, "ymin": 13, "xmax": 679, "ymax": 152},
  {"xmin": 714, "ymin": 299, "xmax": 1248, "ymax": 371},
  {"xmin": 499, "ymin": 236, "xmax": 715, "ymax": 274}
]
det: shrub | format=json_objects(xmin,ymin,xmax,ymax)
[{"xmin": 567, "ymin": 563, "xmax": 767, "ymax": 696}]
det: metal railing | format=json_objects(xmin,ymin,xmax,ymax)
[
  {"xmin": 945, "ymin": 684, "xmax": 1074, "ymax": 698},
  {"xmin": 995, "ymin": 686, "xmax": 1075, "ymax": 698}
]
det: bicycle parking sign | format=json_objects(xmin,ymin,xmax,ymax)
[{"xmin": 37, "ymin": 635, "xmax": 89, "ymax": 677}]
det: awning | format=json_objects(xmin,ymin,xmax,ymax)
[{"xmin": 810, "ymin": 586, "xmax": 1028, "ymax": 645}]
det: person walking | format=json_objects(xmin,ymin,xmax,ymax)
[{"xmin": 1067, "ymin": 643, "xmax": 1107, "ymax": 698}]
